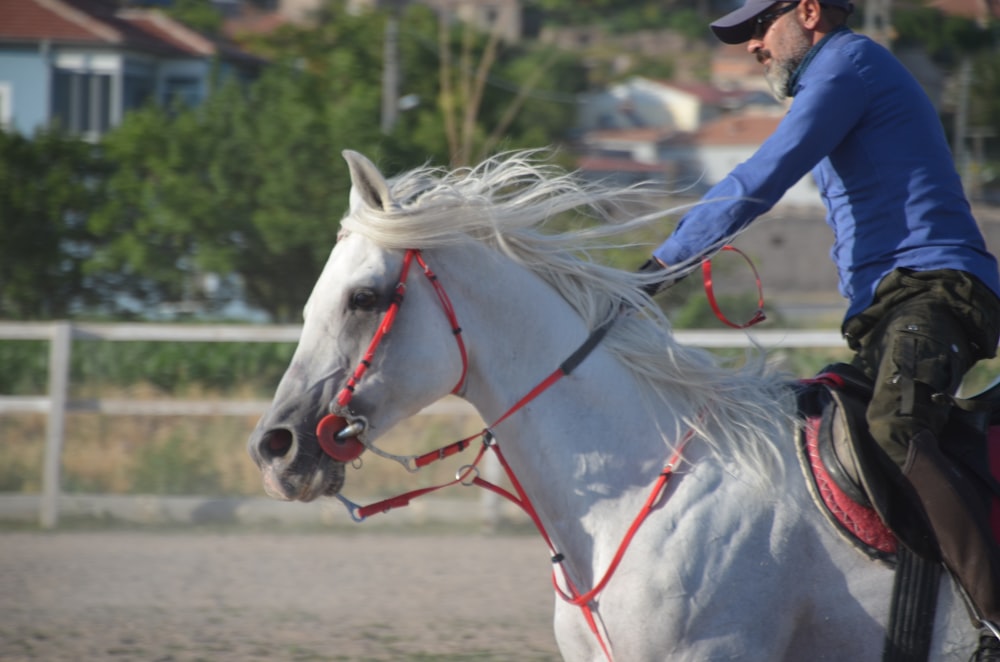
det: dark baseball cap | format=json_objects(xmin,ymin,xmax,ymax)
[{"xmin": 710, "ymin": 0, "xmax": 854, "ymax": 44}]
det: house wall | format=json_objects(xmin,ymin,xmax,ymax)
[
  {"xmin": 696, "ymin": 144, "xmax": 819, "ymax": 206},
  {"xmin": 576, "ymin": 87, "xmax": 675, "ymax": 131},
  {"xmin": 629, "ymin": 79, "xmax": 704, "ymax": 132},
  {"xmin": 0, "ymin": 44, "xmax": 219, "ymax": 138},
  {"xmin": 0, "ymin": 48, "xmax": 50, "ymax": 135},
  {"xmin": 577, "ymin": 78, "xmax": 723, "ymax": 134}
]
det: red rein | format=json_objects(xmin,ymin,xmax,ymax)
[{"xmin": 701, "ymin": 245, "xmax": 766, "ymax": 329}]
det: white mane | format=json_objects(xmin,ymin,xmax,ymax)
[{"xmin": 340, "ymin": 150, "xmax": 796, "ymax": 479}]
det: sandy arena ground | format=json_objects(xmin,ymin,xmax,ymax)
[{"xmin": 0, "ymin": 529, "xmax": 561, "ymax": 661}]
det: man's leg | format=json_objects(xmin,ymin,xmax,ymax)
[{"xmin": 856, "ymin": 300, "xmax": 1000, "ymax": 624}]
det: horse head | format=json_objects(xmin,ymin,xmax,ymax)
[{"xmin": 247, "ymin": 151, "xmax": 468, "ymax": 502}]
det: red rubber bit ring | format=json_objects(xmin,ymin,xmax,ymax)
[{"xmin": 316, "ymin": 414, "xmax": 365, "ymax": 463}]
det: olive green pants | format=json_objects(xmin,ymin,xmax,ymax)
[{"xmin": 842, "ymin": 268, "xmax": 1000, "ymax": 467}]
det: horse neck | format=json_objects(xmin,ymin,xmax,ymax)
[
  {"xmin": 433, "ymin": 244, "xmax": 685, "ymax": 572},
  {"xmin": 433, "ymin": 242, "xmax": 661, "ymax": 428}
]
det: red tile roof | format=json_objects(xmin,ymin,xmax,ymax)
[
  {"xmin": 119, "ymin": 9, "xmax": 215, "ymax": 56},
  {"xmin": 0, "ymin": 0, "xmax": 262, "ymax": 61},
  {"xmin": 0, "ymin": 0, "xmax": 122, "ymax": 43}
]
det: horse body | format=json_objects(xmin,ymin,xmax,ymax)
[{"xmin": 248, "ymin": 150, "xmax": 977, "ymax": 660}]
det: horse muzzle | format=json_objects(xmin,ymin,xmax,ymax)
[{"xmin": 249, "ymin": 424, "xmax": 348, "ymax": 501}]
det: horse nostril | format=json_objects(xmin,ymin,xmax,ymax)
[{"xmin": 260, "ymin": 429, "xmax": 294, "ymax": 460}]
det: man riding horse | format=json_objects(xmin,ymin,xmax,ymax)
[{"xmin": 641, "ymin": 0, "xmax": 1000, "ymax": 655}]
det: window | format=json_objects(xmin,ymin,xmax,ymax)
[
  {"xmin": 51, "ymin": 69, "xmax": 112, "ymax": 137},
  {"xmin": 123, "ymin": 74, "xmax": 154, "ymax": 112},
  {"xmin": 164, "ymin": 76, "xmax": 201, "ymax": 108},
  {"xmin": 0, "ymin": 82, "xmax": 11, "ymax": 130}
]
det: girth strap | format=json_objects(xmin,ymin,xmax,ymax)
[{"xmin": 883, "ymin": 545, "xmax": 941, "ymax": 662}]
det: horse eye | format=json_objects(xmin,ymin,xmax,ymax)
[{"xmin": 349, "ymin": 289, "xmax": 379, "ymax": 311}]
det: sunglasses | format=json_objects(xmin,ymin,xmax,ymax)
[{"xmin": 752, "ymin": 2, "xmax": 800, "ymax": 39}]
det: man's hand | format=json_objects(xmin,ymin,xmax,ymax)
[{"xmin": 636, "ymin": 257, "xmax": 672, "ymax": 297}]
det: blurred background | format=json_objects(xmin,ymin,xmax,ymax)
[
  {"xmin": 0, "ymin": 0, "xmax": 998, "ymax": 521},
  {"xmin": 0, "ymin": 2, "xmax": 997, "ymax": 659}
]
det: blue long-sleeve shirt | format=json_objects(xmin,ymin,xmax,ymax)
[{"xmin": 652, "ymin": 28, "xmax": 1000, "ymax": 321}]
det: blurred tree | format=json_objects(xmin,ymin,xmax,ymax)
[
  {"xmin": 91, "ymin": 62, "xmax": 384, "ymax": 322},
  {"xmin": 530, "ymin": 0, "xmax": 722, "ymax": 30},
  {"xmin": 164, "ymin": 0, "xmax": 224, "ymax": 35},
  {"xmin": 970, "ymin": 48, "xmax": 1000, "ymax": 136},
  {"xmin": 426, "ymin": 8, "xmax": 586, "ymax": 166},
  {"xmin": 85, "ymin": 1, "xmax": 587, "ymax": 320},
  {"xmin": 0, "ymin": 129, "xmax": 106, "ymax": 319},
  {"xmin": 246, "ymin": 2, "xmax": 585, "ymax": 167},
  {"xmin": 892, "ymin": 9, "xmax": 998, "ymax": 182},
  {"xmin": 892, "ymin": 8, "xmax": 995, "ymax": 65}
]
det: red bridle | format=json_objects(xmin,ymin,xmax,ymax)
[{"xmin": 315, "ymin": 248, "xmax": 468, "ymax": 463}]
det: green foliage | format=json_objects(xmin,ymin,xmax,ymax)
[
  {"xmin": 971, "ymin": 49, "xmax": 1000, "ymax": 137},
  {"xmin": 529, "ymin": 0, "xmax": 723, "ymax": 34},
  {"xmin": 477, "ymin": 45, "xmax": 587, "ymax": 150},
  {"xmin": 0, "ymin": 340, "xmax": 49, "ymax": 394},
  {"xmin": 890, "ymin": 9, "xmax": 999, "ymax": 169},
  {"xmin": 0, "ymin": 339, "xmax": 294, "ymax": 397},
  {"xmin": 92, "ymin": 65, "xmax": 376, "ymax": 321},
  {"xmin": 0, "ymin": 129, "xmax": 107, "ymax": 319},
  {"xmin": 534, "ymin": 0, "xmax": 671, "ymax": 29},
  {"xmin": 664, "ymin": 9, "xmax": 711, "ymax": 41},
  {"xmin": 73, "ymin": 0, "xmax": 592, "ymax": 322},
  {"xmin": 164, "ymin": 0, "xmax": 223, "ymax": 35},
  {"xmin": 892, "ymin": 7, "xmax": 995, "ymax": 64},
  {"xmin": 0, "ymin": 455, "xmax": 34, "ymax": 492},
  {"xmin": 382, "ymin": 4, "xmax": 586, "ymax": 165}
]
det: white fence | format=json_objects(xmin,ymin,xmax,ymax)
[{"xmin": 0, "ymin": 321, "xmax": 844, "ymax": 528}]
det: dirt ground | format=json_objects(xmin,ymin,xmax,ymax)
[{"xmin": 0, "ymin": 528, "xmax": 561, "ymax": 661}]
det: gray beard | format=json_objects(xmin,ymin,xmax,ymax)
[
  {"xmin": 765, "ymin": 58, "xmax": 798, "ymax": 102},
  {"xmin": 765, "ymin": 31, "xmax": 814, "ymax": 102}
]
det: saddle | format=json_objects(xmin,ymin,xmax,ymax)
[{"xmin": 795, "ymin": 363, "xmax": 1000, "ymax": 563}]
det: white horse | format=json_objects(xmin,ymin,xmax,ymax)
[{"xmin": 248, "ymin": 150, "xmax": 979, "ymax": 661}]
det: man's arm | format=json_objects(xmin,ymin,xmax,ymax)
[{"xmin": 652, "ymin": 53, "xmax": 867, "ymax": 269}]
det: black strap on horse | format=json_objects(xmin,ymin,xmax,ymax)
[
  {"xmin": 883, "ymin": 545, "xmax": 942, "ymax": 662},
  {"xmin": 559, "ymin": 315, "xmax": 616, "ymax": 375}
]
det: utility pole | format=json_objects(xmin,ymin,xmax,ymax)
[
  {"xmin": 953, "ymin": 57, "xmax": 972, "ymax": 193},
  {"xmin": 380, "ymin": 0, "xmax": 405, "ymax": 134}
]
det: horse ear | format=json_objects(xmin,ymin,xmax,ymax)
[{"xmin": 343, "ymin": 150, "xmax": 397, "ymax": 212}]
